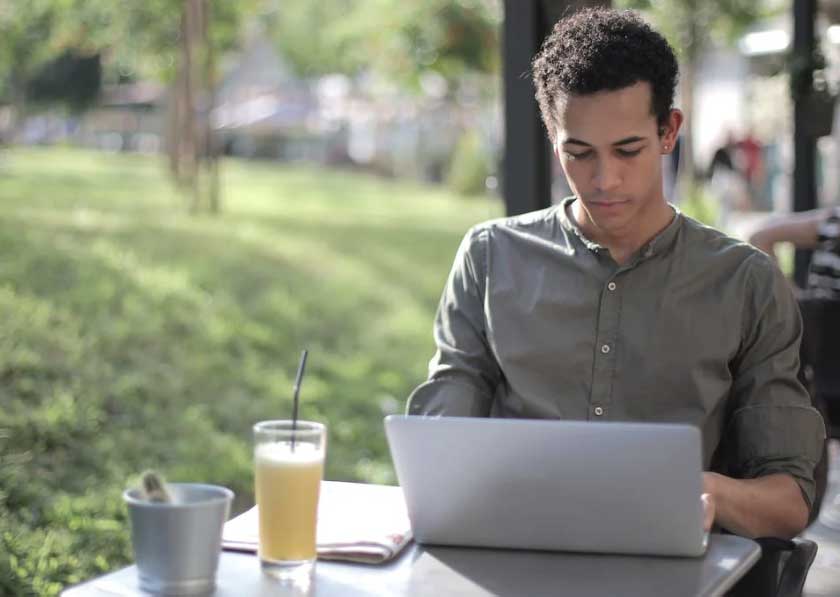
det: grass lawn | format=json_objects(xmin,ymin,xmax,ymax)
[{"xmin": 0, "ymin": 147, "xmax": 502, "ymax": 595}]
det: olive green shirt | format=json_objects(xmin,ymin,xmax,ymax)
[{"xmin": 408, "ymin": 198, "xmax": 825, "ymax": 507}]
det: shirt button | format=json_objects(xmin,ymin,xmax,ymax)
[
  {"xmin": 601, "ymin": 344, "xmax": 611, "ymax": 354},
  {"xmin": 594, "ymin": 406, "xmax": 604, "ymax": 416},
  {"xmin": 607, "ymin": 282, "xmax": 617, "ymax": 291}
]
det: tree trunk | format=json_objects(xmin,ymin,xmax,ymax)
[
  {"xmin": 183, "ymin": 0, "xmax": 200, "ymax": 212},
  {"xmin": 677, "ymin": 12, "xmax": 701, "ymax": 204},
  {"xmin": 166, "ymin": 3, "xmax": 195, "ymax": 193},
  {"xmin": 678, "ymin": 55, "xmax": 696, "ymax": 202},
  {"xmin": 8, "ymin": 72, "xmax": 28, "ymax": 143},
  {"xmin": 200, "ymin": 0, "xmax": 221, "ymax": 213},
  {"xmin": 165, "ymin": 81, "xmax": 183, "ymax": 183},
  {"xmin": 166, "ymin": 0, "xmax": 220, "ymax": 214}
]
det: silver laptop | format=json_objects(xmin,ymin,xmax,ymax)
[{"xmin": 384, "ymin": 415, "xmax": 706, "ymax": 557}]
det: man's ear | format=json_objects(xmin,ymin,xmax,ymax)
[{"xmin": 660, "ymin": 109, "xmax": 684, "ymax": 153}]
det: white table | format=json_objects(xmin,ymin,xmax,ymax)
[{"xmin": 63, "ymin": 533, "xmax": 759, "ymax": 597}]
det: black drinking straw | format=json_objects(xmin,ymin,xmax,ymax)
[{"xmin": 291, "ymin": 349, "xmax": 308, "ymax": 451}]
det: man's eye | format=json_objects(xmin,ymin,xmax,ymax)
[
  {"xmin": 617, "ymin": 148, "xmax": 642, "ymax": 157},
  {"xmin": 565, "ymin": 151, "xmax": 593, "ymax": 160}
]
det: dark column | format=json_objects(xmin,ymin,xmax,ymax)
[
  {"xmin": 502, "ymin": 0, "xmax": 609, "ymax": 217},
  {"xmin": 792, "ymin": 0, "xmax": 818, "ymax": 287}
]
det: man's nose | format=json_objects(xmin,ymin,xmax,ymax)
[{"xmin": 592, "ymin": 158, "xmax": 621, "ymax": 191}]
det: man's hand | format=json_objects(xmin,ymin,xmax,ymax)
[
  {"xmin": 701, "ymin": 492, "xmax": 715, "ymax": 532},
  {"xmin": 702, "ymin": 471, "xmax": 809, "ymax": 538}
]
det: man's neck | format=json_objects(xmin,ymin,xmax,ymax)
[{"xmin": 571, "ymin": 198, "xmax": 675, "ymax": 265}]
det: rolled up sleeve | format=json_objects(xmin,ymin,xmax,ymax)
[
  {"xmin": 725, "ymin": 254, "xmax": 826, "ymax": 508},
  {"xmin": 407, "ymin": 227, "xmax": 500, "ymax": 417}
]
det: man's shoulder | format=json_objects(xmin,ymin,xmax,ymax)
[
  {"xmin": 468, "ymin": 206, "xmax": 560, "ymax": 239},
  {"xmin": 676, "ymin": 215, "xmax": 790, "ymax": 308},
  {"xmin": 678, "ymin": 213, "xmax": 771, "ymax": 273}
]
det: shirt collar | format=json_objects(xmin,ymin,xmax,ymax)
[{"xmin": 557, "ymin": 196, "xmax": 682, "ymax": 260}]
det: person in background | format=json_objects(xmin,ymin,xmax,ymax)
[
  {"xmin": 707, "ymin": 132, "xmax": 747, "ymax": 228},
  {"xmin": 749, "ymin": 207, "xmax": 840, "ymax": 298},
  {"xmin": 734, "ymin": 129, "xmax": 764, "ymax": 210},
  {"xmin": 709, "ymin": 133, "xmax": 734, "ymax": 175}
]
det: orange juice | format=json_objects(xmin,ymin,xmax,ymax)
[{"xmin": 255, "ymin": 441, "xmax": 324, "ymax": 562}]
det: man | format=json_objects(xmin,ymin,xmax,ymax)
[{"xmin": 408, "ymin": 8, "xmax": 825, "ymax": 539}]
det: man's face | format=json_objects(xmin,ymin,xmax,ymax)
[{"xmin": 553, "ymin": 82, "xmax": 679, "ymax": 239}]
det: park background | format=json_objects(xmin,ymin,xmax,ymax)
[{"xmin": 2, "ymin": 1, "xmax": 839, "ymax": 595}]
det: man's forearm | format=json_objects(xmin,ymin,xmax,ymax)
[{"xmin": 704, "ymin": 472, "xmax": 809, "ymax": 538}]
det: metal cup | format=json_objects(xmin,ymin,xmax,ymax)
[{"xmin": 124, "ymin": 483, "xmax": 233, "ymax": 595}]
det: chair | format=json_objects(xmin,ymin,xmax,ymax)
[
  {"xmin": 727, "ymin": 537, "xmax": 818, "ymax": 597},
  {"xmin": 722, "ymin": 442, "xmax": 826, "ymax": 597},
  {"xmin": 798, "ymin": 296, "xmax": 840, "ymax": 438}
]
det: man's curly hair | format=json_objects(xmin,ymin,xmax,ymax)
[{"xmin": 532, "ymin": 8, "xmax": 679, "ymax": 143}]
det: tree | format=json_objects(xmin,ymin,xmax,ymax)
[
  {"xmin": 269, "ymin": 0, "xmax": 502, "ymax": 95},
  {"xmin": 0, "ymin": 0, "xmax": 251, "ymax": 213},
  {"xmin": 0, "ymin": 0, "xmax": 120, "ymax": 125},
  {"xmin": 263, "ymin": 0, "xmax": 361, "ymax": 78},
  {"xmin": 615, "ymin": 0, "xmax": 769, "ymax": 199},
  {"xmin": 102, "ymin": 0, "xmax": 251, "ymax": 213},
  {"xmin": 0, "ymin": 0, "xmax": 60, "ymax": 135},
  {"xmin": 26, "ymin": 50, "xmax": 102, "ymax": 112}
]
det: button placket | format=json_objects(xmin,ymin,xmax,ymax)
[{"xmin": 590, "ymin": 275, "xmax": 621, "ymax": 420}]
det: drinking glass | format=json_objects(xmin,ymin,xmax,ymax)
[{"xmin": 253, "ymin": 420, "xmax": 326, "ymax": 581}]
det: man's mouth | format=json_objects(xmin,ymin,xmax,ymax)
[{"xmin": 590, "ymin": 198, "xmax": 630, "ymax": 207}]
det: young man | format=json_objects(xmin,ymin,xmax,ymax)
[{"xmin": 408, "ymin": 8, "xmax": 825, "ymax": 539}]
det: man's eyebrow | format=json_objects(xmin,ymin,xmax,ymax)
[
  {"xmin": 561, "ymin": 137, "xmax": 591, "ymax": 147},
  {"xmin": 613, "ymin": 136, "xmax": 646, "ymax": 146},
  {"xmin": 561, "ymin": 136, "xmax": 647, "ymax": 147}
]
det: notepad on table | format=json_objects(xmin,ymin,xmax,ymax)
[{"xmin": 222, "ymin": 481, "xmax": 413, "ymax": 564}]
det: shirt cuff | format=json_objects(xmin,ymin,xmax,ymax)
[
  {"xmin": 728, "ymin": 404, "xmax": 825, "ymax": 508},
  {"xmin": 406, "ymin": 378, "xmax": 491, "ymax": 417}
]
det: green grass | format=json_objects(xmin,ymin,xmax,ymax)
[{"xmin": 0, "ymin": 147, "xmax": 502, "ymax": 595}]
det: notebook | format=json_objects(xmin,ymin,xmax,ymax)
[
  {"xmin": 222, "ymin": 481, "xmax": 412, "ymax": 564},
  {"xmin": 385, "ymin": 415, "xmax": 707, "ymax": 557}
]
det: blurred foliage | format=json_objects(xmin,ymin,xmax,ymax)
[
  {"xmin": 0, "ymin": 0, "xmax": 252, "ymax": 108},
  {"xmin": 0, "ymin": 0, "xmax": 58, "ymax": 102},
  {"xmin": 268, "ymin": 0, "xmax": 501, "ymax": 93},
  {"xmin": 614, "ymin": 0, "xmax": 773, "ymax": 59},
  {"xmin": 680, "ymin": 185, "xmax": 719, "ymax": 226},
  {"xmin": 1, "ymin": 0, "xmax": 500, "ymax": 108},
  {"xmin": 99, "ymin": 0, "xmax": 254, "ymax": 83},
  {"xmin": 447, "ymin": 130, "xmax": 491, "ymax": 196},
  {"xmin": 26, "ymin": 50, "xmax": 101, "ymax": 111},
  {"xmin": 262, "ymin": 0, "xmax": 362, "ymax": 78},
  {"xmin": 0, "ymin": 147, "xmax": 501, "ymax": 595}
]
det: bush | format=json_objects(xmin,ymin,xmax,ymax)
[{"xmin": 446, "ymin": 130, "xmax": 490, "ymax": 197}]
